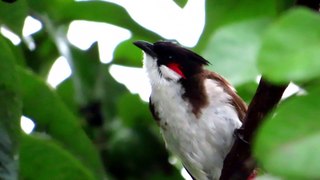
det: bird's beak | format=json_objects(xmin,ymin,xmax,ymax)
[{"xmin": 133, "ymin": 41, "xmax": 157, "ymax": 58}]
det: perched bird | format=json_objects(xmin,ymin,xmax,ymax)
[{"xmin": 134, "ymin": 40, "xmax": 247, "ymax": 180}]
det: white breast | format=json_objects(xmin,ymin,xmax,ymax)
[{"xmin": 144, "ymin": 54, "xmax": 242, "ymax": 180}]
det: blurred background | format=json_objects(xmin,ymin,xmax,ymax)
[{"xmin": 2, "ymin": 0, "xmax": 319, "ymax": 180}]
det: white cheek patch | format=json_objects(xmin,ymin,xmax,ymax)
[
  {"xmin": 143, "ymin": 54, "xmax": 157, "ymax": 73},
  {"xmin": 159, "ymin": 65, "xmax": 181, "ymax": 81},
  {"xmin": 143, "ymin": 54, "xmax": 161, "ymax": 83},
  {"xmin": 143, "ymin": 54, "xmax": 181, "ymax": 83}
]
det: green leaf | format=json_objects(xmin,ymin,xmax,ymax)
[
  {"xmin": 98, "ymin": 64, "xmax": 127, "ymax": 120},
  {"xmin": 56, "ymin": 78, "xmax": 77, "ymax": 113},
  {"xmin": 0, "ymin": 35, "xmax": 21, "ymax": 179},
  {"xmin": 173, "ymin": 0, "xmax": 188, "ymax": 8},
  {"xmin": 113, "ymin": 40, "xmax": 143, "ymax": 67},
  {"xmin": 27, "ymin": 0, "xmax": 160, "ymax": 41},
  {"xmin": 18, "ymin": 68, "xmax": 105, "ymax": 179},
  {"xmin": 0, "ymin": 0, "xmax": 28, "ymax": 35},
  {"xmin": 106, "ymin": 124, "xmax": 177, "ymax": 179},
  {"xmin": 117, "ymin": 94, "xmax": 152, "ymax": 127},
  {"xmin": 254, "ymin": 88, "xmax": 320, "ymax": 179},
  {"xmin": 2, "ymin": 36, "xmax": 26, "ymax": 66},
  {"xmin": 255, "ymin": 175, "xmax": 282, "ymax": 180},
  {"xmin": 23, "ymin": 29, "xmax": 59, "ymax": 77},
  {"xmin": 70, "ymin": 42, "xmax": 100, "ymax": 102},
  {"xmin": 235, "ymin": 81, "xmax": 258, "ymax": 103},
  {"xmin": 196, "ymin": 0, "xmax": 293, "ymax": 52},
  {"xmin": 258, "ymin": 8, "xmax": 320, "ymax": 83},
  {"xmin": 203, "ymin": 18, "xmax": 269, "ymax": 85},
  {"xmin": 21, "ymin": 134, "xmax": 94, "ymax": 180}
]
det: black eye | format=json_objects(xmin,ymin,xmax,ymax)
[{"xmin": 168, "ymin": 55, "xmax": 173, "ymax": 59}]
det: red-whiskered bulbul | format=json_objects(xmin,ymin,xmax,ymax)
[{"xmin": 134, "ymin": 40, "xmax": 247, "ymax": 180}]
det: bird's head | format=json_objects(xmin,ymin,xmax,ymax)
[{"xmin": 134, "ymin": 40, "xmax": 210, "ymax": 83}]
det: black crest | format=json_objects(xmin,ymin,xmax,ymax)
[
  {"xmin": 152, "ymin": 40, "xmax": 210, "ymax": 78},
  {"xmin": 153, "ymin": 40, "xmax": 210, "ymax": 66}
]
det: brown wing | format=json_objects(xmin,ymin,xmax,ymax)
[{"xmin": 205, "ymin": 71, "xmax": 247, "ymax": 122}]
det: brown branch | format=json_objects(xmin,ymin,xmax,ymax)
[
  {"xmin": 219, "ymin": 78, "xmax": 288, "ymax": 180},
  {"xmin": 219, "ymin": 1, "xmax": 319, "ymax": 179}
]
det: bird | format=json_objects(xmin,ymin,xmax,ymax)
[{"xmin": 134, "ymin": 40, "xmax": 247, "ymax": 180}]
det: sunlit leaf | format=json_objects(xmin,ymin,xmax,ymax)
[
  {"xmin": 204, "ymin": 18, "xmax": 269, "ymax": 85},
  {"xmin": 21, "ymin": 134, "xmax": 94, "ymax": 180},
  {"xmin": 254, "ymin": 87, "xmax": 320, "ymax": 179},
  {"xmin": 258, "ymin": 8, "xmax": 320, "ymax": 83},
  {"xmin": 196, "ymin": 0, "xmax": 295, "ymax": 52}
]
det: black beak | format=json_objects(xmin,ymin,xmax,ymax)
[{"xmin": 133, "ymin": 41, "xmax": 157, "ymax": 58}]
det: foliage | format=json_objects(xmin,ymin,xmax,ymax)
[{"xmin": 0, "ymin": 0, "xmax": 319, "ymax": 179}]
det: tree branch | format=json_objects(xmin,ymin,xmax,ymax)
[
  {"xmin": 219, "ymin": 1, "xmax": 319, "ymax": 179},
  {"xmin": 219, "ymin": 78, "xmax": 288, "ymax": 180}
]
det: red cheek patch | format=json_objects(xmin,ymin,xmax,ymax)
[{"xmin": 167, "ymin": 63, "xmax": 186, "ymax": 79}]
